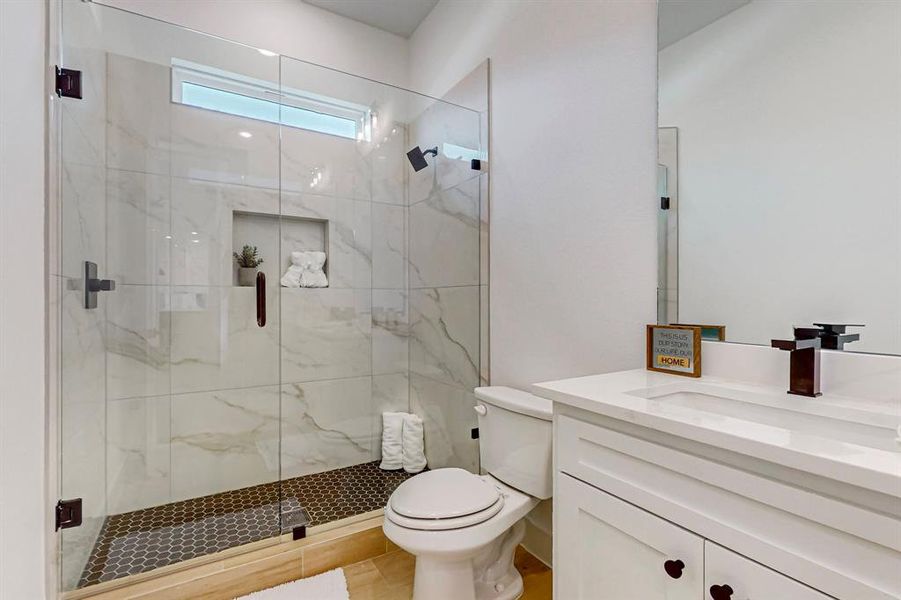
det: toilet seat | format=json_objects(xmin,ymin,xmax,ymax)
[{"xmin": 387, "ymin": 468, "xmax": 505, "ymax": 531}]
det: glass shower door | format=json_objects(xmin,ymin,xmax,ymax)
[
  {"xmin": 57, "ymin": 3, "xmax": 490, "ymax": 593},
  {"xmin": 57, "ymin": 2, "xmax": 282, "ymax": 590}
]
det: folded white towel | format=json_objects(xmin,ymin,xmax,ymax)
[
  {"xmin": 402, "ymin": 413, "xmax": 427, "ymax": 474},
  {"xmin": 299, "ymin": 251, "xmax": 328, "ymax": 288},
  {"xmin": 379, "ymin": 412, "xmax": 405, "ymax": 470},
  {"xmin": 280, "ymin": 251, "xmax": 328, "ymax": 288}
]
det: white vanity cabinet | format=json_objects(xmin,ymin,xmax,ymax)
[{"xmin": 548, "ymin": 398, "xmax": 900, "ymax": 600}]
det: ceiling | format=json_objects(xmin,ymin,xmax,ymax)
[
  {"xmin": 658, "ymin": 0, "xmax": 750, "ymax": 49},
  {"xmin": 304, "ymin": 0, "xmax": 439, "ymax": 38}
]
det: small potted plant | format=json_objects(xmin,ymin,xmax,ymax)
[{"xmin": 234, "ymin": 245, "xmax": 264, "ymax": 287}]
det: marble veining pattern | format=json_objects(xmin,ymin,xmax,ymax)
[
  {"xmin": 280, "ymin": 288, "xmax": 372, "ymax": 383},
  {"xmin": 106, "ymin": 54, "xmax": 171, "ymax": 175},
  {"xmin": 106, "ymin": 169, "xmax": 170, "ymax": 286},
  {"xmin": 409, "ymin": 286, "xmax": 480, "ymax": 389},
  {"xmin": 372, "ymin": 289, "xmax": 409, "ymax": 375},
  {"xmin": 171, "ymin": 177, "xmax": 278, "ymax": 287},
  {"xmin": 107, "ymin": 396, "xmax": 171, "ymax": 515},
  {"xmin": 280, "ymin": 378, "xmax": 374, "ymax": 479},
  {"xmin": 170, "ymin": 386, "xmax": 281, "ymax": 502},
  {"xmin": 409, "ymin": 175, "xmax": 480, "ymax": 288},
  {"xmin": 62, "ymin": 162, "xmax": 106, "ymax": 280},
  {"xmin": 106, "ymin": 285, "xmax": 170, "ymax": 400},
  {"xmin": 60, "ymin": 46, "xmax": 107, "ymax": 170},
  {"xmin": 169, "ymin": 286, "xmax": 280, "ymax": 394},
  {"xmin": 372, "ymin": 202, "xmax": 407, "ymax": 289}
]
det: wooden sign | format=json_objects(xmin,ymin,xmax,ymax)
[{"xmin": 646, "ymin": 324, "xmax": 702, "ymax": 377}]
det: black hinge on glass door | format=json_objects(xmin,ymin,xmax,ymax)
[
  {"xmin": 56, "ymin": 498, "xmax": 82, "ymax": 530},
  {"xmin": 56, "ymin": 67, "xmax": 82, "ymax": 99},
  {"xmin": 660, "ymin": 196, "xmax": 671, "ymax": 210}
]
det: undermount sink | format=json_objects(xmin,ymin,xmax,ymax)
[{"xmin": 626, "ymin": 382, "xmax": 901, "ymax": 453}]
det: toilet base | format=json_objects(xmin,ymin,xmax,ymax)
[{"xmin": 411, "ymin": 520, "xmax": 526, "ymax": 600}]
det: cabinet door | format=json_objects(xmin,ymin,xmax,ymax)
[
  {"xmin": 556, "ymin": 473, "xmax": 704, "ymax": 599},
  {"xmin": 704, "ymin": 542, "xmax": 834, "ymax": 600}
]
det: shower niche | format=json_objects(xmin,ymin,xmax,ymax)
[{"xmin": 231, "ymin": 211, "xmax": 329, "ymax": 287}]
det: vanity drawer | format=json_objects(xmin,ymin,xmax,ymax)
[
  {"xmin": 705, "ymin": 542, "xmax": 834, "ymax": 600},
  {"xmin": 555, "ymin": 473, "xmax": 704, "ymax": 600},
  {"xmin": 554, "ymin": 410, "xmax": 901, "ymax": 600}
]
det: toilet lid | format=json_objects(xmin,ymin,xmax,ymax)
[
  {"xmin": 386, "ymin": 495, "xmax": 504, "ymax": 531},
  {"xmin": 389, "ymin": 468, "xmax": 500, "ymax": 520}
]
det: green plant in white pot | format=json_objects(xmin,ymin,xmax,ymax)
[{"xmin": 234, "ymin": 245, "xmax": 264, "ymax": 287}]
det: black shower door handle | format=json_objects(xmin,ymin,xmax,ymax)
[{"xmin": 256, "ymin": 272, "xmax": 266, "ymax": 327}]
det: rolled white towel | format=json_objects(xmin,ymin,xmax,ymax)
[
  {"xmin": 402, "ymin": 414, "xmax": 427, "ymax": 474},
  {"xmin": 379, "ymin": 412, "xmax": 405, "ymax": 470}
]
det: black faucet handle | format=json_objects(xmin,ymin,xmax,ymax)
[
  {"xmin": 793, "ymin": 326, "xmax": 823, "ymax": 340},
  {"xmin": 812, "ymin": 323, "xmax": 865, "ymax": 335},
  {"xmin": 812, "ymin": 323, "xmax": 863, "ymax": 350},
  {"xmin": 772, "ymin": 337, "xmax": 820, "ymax": 351}
]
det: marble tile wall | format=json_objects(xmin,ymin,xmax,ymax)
[
  {"xmin": 364, "ymin": 121, "xmax": 410, "ymax": 463},
  {"xmin": 97, "ymin": 55, "xmax": 413, "ymax": 518},
  {"xmin": 405, "ymin": 63, "xmax": 488, "ymax": 473},
  {"xmin": 281, "ymin": 378, "xmax": 374, "ymax": 479}
]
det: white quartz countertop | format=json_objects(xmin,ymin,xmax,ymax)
[{"xmin": 532, "ymin": 369, "xmax": 901, "ymax": 497}]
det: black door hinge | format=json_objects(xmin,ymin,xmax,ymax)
[
  {"xmin": 55, "ymin": 67, "xmax": 82, "ymax": 99},
  {"xmin": 471, "ymin": 427, "xmax": 479, "ymax": 439},
  {"xmin": 660, "ymin": 197, "xmax": 671, "ymax": 210},
  {"xmin": 56, "ymin": 498, "xmax": 82, "ymax": 530}
]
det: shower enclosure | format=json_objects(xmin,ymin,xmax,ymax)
[{"xmin": 54, "ymin": 1, "xmax": 488, "ymax": 592}]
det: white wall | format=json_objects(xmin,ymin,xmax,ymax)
[
  {"xmin": 97, "ymin": 0, "xmax": 409, "ymax": 88},
  {"xmin": 410, "ymin": 0, "xmax": 659, "ymax": 389},
  {"xmin": 659, "ymin": 1, "xmax": 901, "ymax": 354},
  {"xmin": 0, "ymin": 1, "xmax": 50, "ymax": 598}
]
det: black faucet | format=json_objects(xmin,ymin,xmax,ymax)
[
  {"xmin": 812, "ymin": 323, "xmax": 864, "ymax": 350},
  {"xmin": 772, "ymin": 327, "xmax": 822, "ymax": 397}
]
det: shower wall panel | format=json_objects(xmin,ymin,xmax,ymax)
[{"xmin": 407, "ymin": 62, "xmax": 488, "ymax": 473}]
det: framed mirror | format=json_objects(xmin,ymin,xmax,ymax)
[{"xmin": 657, "ymin": 0, "xmax": 900, "ymax": 355}]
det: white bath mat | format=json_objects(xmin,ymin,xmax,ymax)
[{"xmin": 235, "ymin": 568, "xmax": 349, "ymax": 600}]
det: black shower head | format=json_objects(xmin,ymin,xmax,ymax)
[{"xmin": 406, "ymin": 146, "xmax": 438, "ymax": 172}]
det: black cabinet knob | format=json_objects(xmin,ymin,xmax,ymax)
[
  {"xmin": 710, "ymin": 584, "xmax": 734, "ymax": 600},
  {"xmin": 663, "ymin": 559, "xmax": 685, "ymax": 579}
]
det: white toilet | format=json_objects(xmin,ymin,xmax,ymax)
[{"xmin": 383, "ymin": 386, "xmax": 552, "ymax": 600}]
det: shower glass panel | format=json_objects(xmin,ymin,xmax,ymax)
[
  {"xmin": 58, "ymin": 1, "xmax": 281, "ymax": 590},
  {"xmin": 57, "ymin": 2, "xmax": 485, "ymax": 593}
]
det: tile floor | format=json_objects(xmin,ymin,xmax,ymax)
[
  {"xmin": 343, "ymin": 546, "xmax": 553, "ymax": 600},
  {"xmin": 79, "ymin": 462, "xmax": 415, "ymax": 588}
]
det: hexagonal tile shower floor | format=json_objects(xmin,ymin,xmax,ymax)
[{"xmin": 77, "ymin": 461, "xmax": 416, "ymax": 588}]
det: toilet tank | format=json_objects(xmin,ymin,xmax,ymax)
[{"xmin": 474, "ymin": 386, "xmax": 553, "ymax": 499}]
